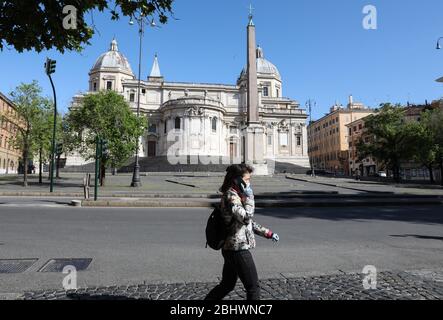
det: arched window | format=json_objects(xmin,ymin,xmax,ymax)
[
  {"xmin": 175, "ymin": 117, "xmax": 181, "ymax": 130},
  {"xmin": 212, "ymin": 117, "xmax": 217, "ymax": 132}
]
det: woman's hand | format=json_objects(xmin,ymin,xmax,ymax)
[
  {"xmin": 244, "ymin": 185, "xmax": 254, "ymax": 198},
  {"xmin": 271, "ymin": 233, "xmax": 280, "ymax": 242}
]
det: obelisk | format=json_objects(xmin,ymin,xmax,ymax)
[{"xmin": 244, "ymin": 8, "xmax": 268, "ymax": 175}]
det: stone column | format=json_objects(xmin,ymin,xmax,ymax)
[
  {"xmin": 244, "ymin": 17, "xmax": 267, "ymax": 175},
  {"xmin": 302, "ymin": 124, "xmax": 308, "ymax": 156}
]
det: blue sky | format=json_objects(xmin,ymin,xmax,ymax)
[{"xmin": 1, "ymin": 0, "xmax": 443, "ymax": 120}]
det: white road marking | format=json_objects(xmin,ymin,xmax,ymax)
[{"xmin": 0, "ymin": 204, "xmax": 68, "ymax": 208}]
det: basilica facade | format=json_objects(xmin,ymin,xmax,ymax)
[{"xmin": 68, "ymin": 21, "xmax": 310, "ymax": 172}]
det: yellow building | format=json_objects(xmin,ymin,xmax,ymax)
[
  {"xmin": 307, "ymin": 96, "xmax": 374, "ymax": 174},
  {"xmin": 0, "ymin": 92, "xmax": 21, "ymax": 174},
  {"xmin": 346, "ymin": 117, "xmax": 380, "ymax": 176}
]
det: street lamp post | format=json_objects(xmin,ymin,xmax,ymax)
[
  {"xmin": 129, "ymin": 12, "xmax": 156, "ymax": 188},
  {"xmin": 306, "ymin": 99, "xmax": 316, "ymax": 177}
]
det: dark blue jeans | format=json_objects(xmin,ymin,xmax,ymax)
[{"xmin": 205, "ymin": 249, "xmax": 260, "ymax": 300}]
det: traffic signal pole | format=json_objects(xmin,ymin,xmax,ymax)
[
  {"xmin": 45, "ymin": 58, "xmax": 57, "ymax": 193},
  {"xmin": 48, "ymin": 72, "xmax": 57, "ymax": 192}
]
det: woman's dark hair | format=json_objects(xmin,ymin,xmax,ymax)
[{"xmin": 220, "ymin": 164, "xmax": 254, "ymax": 194}]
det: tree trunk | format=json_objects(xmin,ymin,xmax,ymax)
[
  {"xmin": 428, "ymin": 166, "xmax": 435, "ymax": 184},
  {"xmin": 47, "ymin": 157, "xmax": 52, "ymax": 181},
  {"xmin": 39, "ymin": 148, "xmax": 42, "ymax": 184},
  {"xmin": 56, "ymin": 155, "xmax": 60, "ymax": 179},
  {"xmin": 100, "ymin": 162, "xmax": 106, "ymax": 187},
  {"xmin": 23, "ymin": 148, "xmax": 28, "ymax": 187},
  {"xmin": 393, "ymin": 166, "xmax": 401, "ymax": 183},
  {"xmin": 440, "ymin": 159, "xmax": 443, "ymax": 187}
]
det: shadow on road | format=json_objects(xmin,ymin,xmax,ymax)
[
  {"xmin": 37, "ymin": 199, "xmax": 73, "ymax": 205},
  {"xmin": 255, "ymin": 206, "xmax": 443, "ymax": 225},
  {"xmin": 390, "ymin": 234, "xmax": 443, "ymax": 241}
]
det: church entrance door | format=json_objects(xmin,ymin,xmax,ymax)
[
  {"xmin": 148, "ymin": 141, "xmax": 156, "ymax": 157},
  {"xmin": 230, "ymin": 143, "xmax": 237, "ymax": 159}
]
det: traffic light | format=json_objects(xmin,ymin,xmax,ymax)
[
  {"xmin": 56, "ymin": 143, "xmax": 63, "ymax": 156},
  {"xmin": 101, "ymin": 139, "xmax": 110, "ymax": 160},
  {"xmin": 45, "ymin": 58, "xmax": 56, "ymax": 75}
]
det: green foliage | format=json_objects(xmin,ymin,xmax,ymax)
[
  {"xmin": 0, "ymin": 0, "xmax": 174, "ymax": 53},
  {"xmin": 356, "ymin": 103, "xmax": 415, "ymax": 180},
  {"xmin": 65, "ymin": 90, "xmax": 147, "ymax": 169},
  {"xmin": 1, "ymin": 81, "xmax": 54, "ymax": 186},
  {"xmin": 421, "ymin": 108, "xmax": 443, "ymax": 170},
  {"xmin": 357, "ymin": 104, "xmax": 443, "ymax": 183},
  {"xmin": 34, "ymin": 106, "xmax": 63, "ymax": 163}
]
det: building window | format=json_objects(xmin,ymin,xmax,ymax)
[
  {"xmin": 175, "ymin": 117, "xmax": 181, "ymax": 130},
  {"xmin": 164, "ymin": 121, "xmax": 167, "ymax": 134},
  {"xmin": 148, "ymin": 124, "xmax": 157, "ymax": 133},
  {"xmin": 106, "ymin": 81, "xmax": 112, "ymax": 90},
  {"xmin": 297, "ymin": 136, "xmax": 301, "ymax": 146},
  {"xmin": 358, "ymin": 124, "xmax": 363, "ymax": 130},
  {"xmin": 130, "ymin": 93, "xmax": 135, "ymax": 102},
  {"xmin": 263, "ymin": 87, "xmax": 269, "ymax": 97},
  {"xmin": 276, "ymin": 89, "xmax": 280, "ymax": 97},
  {"xmin": 93, "ymin": 82, "xmax": 97, "ymax": 91},
  {"xmin": 212, "ymin": 117, "xmax": 217, "ymax": 132},
  {"xmin": 279, "ymin": 132, "xmax": 288, "ymax": 147},
  {"xmin": 268, "ymin": 134, "xmax": 273, "ymax": 145}
]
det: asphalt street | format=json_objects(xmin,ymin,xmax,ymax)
[{"xmin": 0, "ymin": 199, "xmax": 442, "ymax": 298}]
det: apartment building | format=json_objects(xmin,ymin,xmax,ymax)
[{"xmin": 308, "ymin": 96, "xmax": 374, "ymax": 174}]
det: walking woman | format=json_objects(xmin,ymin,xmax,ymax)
[{"xmin": 205, "ymin": 164, "xmax": 280, "ymax": 301}]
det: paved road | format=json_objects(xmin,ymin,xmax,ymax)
[{"xmin": 0, "ymin": 202, "xmax": 442, "ymax": 298}]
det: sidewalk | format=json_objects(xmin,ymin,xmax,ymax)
[
  {"xmin": 2, "ymin": 173, "xmax": 443, "ymax": 208},
  {"xmin": 20, "ymin": 269, "xmax": 443, "ymax": 300}
]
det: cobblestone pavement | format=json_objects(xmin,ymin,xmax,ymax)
[{"xmin": 20, "ymin": 270, "xmax": 443, "ymax": 300}]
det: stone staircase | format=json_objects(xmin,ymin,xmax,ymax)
[{"xmin": 61, "ymin": 156, "xmax": 310, "ymax": 174}]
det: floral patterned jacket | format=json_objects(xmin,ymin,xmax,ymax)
[{"xmin": 220, "ymin": 186, "xmax": 273, "ymax": 251}]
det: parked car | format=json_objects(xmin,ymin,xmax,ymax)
[{"xmin": 378, "ymin": 171, "xmax": 387, "ymax": 178}]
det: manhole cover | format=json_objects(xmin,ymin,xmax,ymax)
[
  {"xmin": 0, "ymin": 259, "xmax": 38, "ymax": 274},
  {"xmin": 38, "ymin": 258, "xmax": 93, "ymax": 272}
]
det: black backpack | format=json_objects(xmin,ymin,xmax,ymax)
[{"xmin": 205, "ymin": 205, "xmax": 234, "ymax": 251}]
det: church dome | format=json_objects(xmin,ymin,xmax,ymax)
[
  {"xmin": 240, "ymin": 46, "xmax": 281, "ymax": 79},
  {"xmin": 91, "ymin": 39, "xmax": 134, "ymax": 75}
]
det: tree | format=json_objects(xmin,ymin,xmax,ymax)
[
  {"xmin": 0, "ymin": 0, "xmax": 174, "ymax": 53},
  {"xmin": 65, "ymin": 90, "xmax": 146, "ymax": 186},
  {"xmin": 1, "ymin": 81, "xmax": 52, "ymax": 187},
  {"xmin": 421, "ymin": 108, "xmax": 443, "ymax": 185},
  {"xmin": 356, "ymin": 103, "xmax": 415, "ymax": 182},
  {"xmin": 404, "ymin": 121, "xmax": 438, "ymax": 183},
  {"xmin": 33, "ymin": 106, "xmax": 54, "ymax": 183}
]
